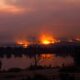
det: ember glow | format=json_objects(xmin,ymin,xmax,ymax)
[
  {"xmin": 39, "ymin": 34, "xmax": 57, "ymax": 45},
  {"xmin": 16, "ymin": 40, "xmax": 29, "ymax": 48},
  {"xmin": 40, "ymin": 54, "xmax": 55, "ymax": 60}
]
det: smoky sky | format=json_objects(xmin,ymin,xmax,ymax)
[{"xmin": 0, "ymin": 0, "xmax": 80, "ymax": 42}]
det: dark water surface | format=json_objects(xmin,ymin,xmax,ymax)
[{"xmin": 0, "ymin": 53, "xmax": 74, "ymax": 70}]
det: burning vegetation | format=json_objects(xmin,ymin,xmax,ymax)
[
  {"xmin": 16, "ymin": 40, "xmax": 29, "ymax": 48},
  {"xmin": 39, "ymin": 34, "xmax": 57, "ymax": 45}
]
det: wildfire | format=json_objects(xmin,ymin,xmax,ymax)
[
  {"xmin": 16, "ymin": 33, "xmax": 60, "ymax": 47},
  {"xmin": 16, "ymin": 40, "xmax": 29, "ymax": 48},
  {"xmin": 39, "ymin": 34, "xmax": 56, "ymax": 45}
]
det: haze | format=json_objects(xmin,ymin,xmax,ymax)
[{"xmin": 0, "ymin": 0, "xmax": 80, "ymax": 43}]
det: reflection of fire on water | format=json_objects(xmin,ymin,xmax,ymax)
[
  {"xmin": 39, "ymin": 54, "xmax": 74, "ymax": 67},
  {"xmin": 40, "ymin": 54, "xmax": 55, "ymax": 60},
  {"xmin": 39, "ymin": 54, "xmax": 56, "ymax": 67}
]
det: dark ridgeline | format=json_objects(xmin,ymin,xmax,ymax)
[{"xmin": 0, "ymin": 42, "xmax": 80, "ymax": 68}]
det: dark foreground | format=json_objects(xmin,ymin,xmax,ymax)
[{"xmin": 0, "ymin": 68, "xmax": 80, "ymax": 80}]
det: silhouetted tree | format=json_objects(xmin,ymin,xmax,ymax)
[{"xmin": 0, "ymin": 60, "xmax": 2, "ymax": 70}]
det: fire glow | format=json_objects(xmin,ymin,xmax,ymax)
[
  {"xmin": 16, "ymin": 40, "xmax": 29, "ymax": 48},
  {"xmin": 40, "ymin": 54, "xmax": 55, "ymax": 60},
  {"xmin": 39, "ymin": 34, "xmax": 57, "ymax": 45},
  {"xmin": 16, "ymin": 34, "xmax": 60, "ymax": 47}
]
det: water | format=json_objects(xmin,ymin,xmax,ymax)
[{"xmin": 0, "ymin": 53, "xmax": 74, "ymax": 70}]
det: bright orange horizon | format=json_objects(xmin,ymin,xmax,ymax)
[
  {"xmin": 39, "ymin": 34, "xmax": 58, "ymax": 45},
  {"xmin": 16, "ymin": 34, "xmax": 59, "ymax": 47}
]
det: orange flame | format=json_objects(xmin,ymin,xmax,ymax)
[
  {"xmin": 16, "ymin": 40, "xmax": 29, "ymax": 48},
  {"xmin": 39, "ymin": 34, "xmax": 56, "ymax": 45}
]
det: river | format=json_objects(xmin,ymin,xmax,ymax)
[{"xmin": 0, "ymin": 53, "xmax": 74, "ymax": 70}]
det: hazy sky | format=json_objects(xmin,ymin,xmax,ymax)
[{"xmin": 0, "ymin": 0, "xmax": 80, "ymax": 43}]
